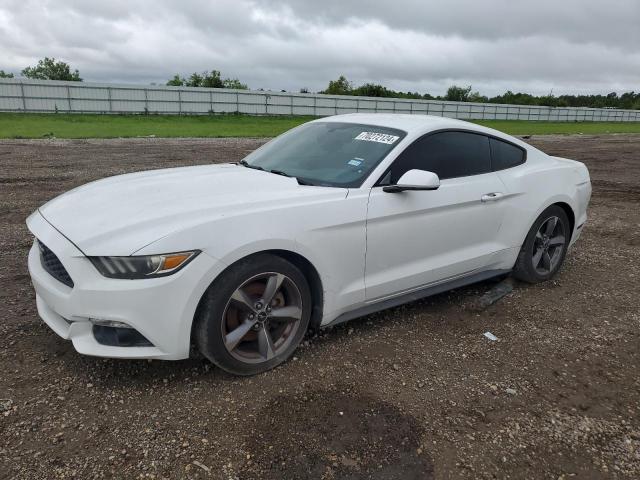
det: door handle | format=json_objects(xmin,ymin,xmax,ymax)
[{"xmin": 481, "ymin": 192, "xmax": 504, "ymax": 202}]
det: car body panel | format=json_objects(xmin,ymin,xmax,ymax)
[
  {"xmin": 39, "ymin": 163, "xmax": 348, "ymax": 256},
  {"xmin": 27, "ymin": 210, "xmax": 224, "ymax": 359},
  {"xmin": 365, "ymin": 171, "xmax": 508, "ymax": 301},
  {"xmin": 26, "ymin": 113, "xmax": 591, "ymax": 360}
]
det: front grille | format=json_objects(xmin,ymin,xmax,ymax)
[{"xmin": 37, "ymin": 240, "xmax": 74, "ymax": 288}]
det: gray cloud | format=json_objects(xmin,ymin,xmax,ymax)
[{"xmin": 0, "ymin": 0, "xmax": 638, "ymax": 96}]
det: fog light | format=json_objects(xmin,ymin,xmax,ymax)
[
  {"xmin": 90, "ymin": 318, "xmax": 133, "ymax": 329},
  {"xmin": 92, "ymin": 324, "xmax": 153, "ymax": 347}
]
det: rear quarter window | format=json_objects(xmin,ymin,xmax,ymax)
[{"xmin": 490, "ymin": 138, "xmax": 526, "ymax": 171}]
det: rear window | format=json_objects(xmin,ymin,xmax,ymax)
[{"xmin": 490, "ymin": 138, "xmax": 526, "ymax": 171}]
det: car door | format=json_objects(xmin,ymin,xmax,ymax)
[{"xmin": 365, "ymin": 130, "xmax": 508, "ymax": 301}]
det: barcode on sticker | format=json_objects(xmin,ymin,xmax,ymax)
[{"xmin": 355, "ymin": 132, "xmax": 399, "ymax": 144}]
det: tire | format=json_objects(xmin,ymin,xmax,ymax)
[
  {"xmin": 194, "ymin": 254, "xmax": 311, "ymax": 376},
  {"xmin": 513, "ymin": 205, "xmax": 571, "ymax": 283}
]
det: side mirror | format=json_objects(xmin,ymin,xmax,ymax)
[{"xmin": 383, "ymin": 169, "xmax": 440, "ymax": 193}]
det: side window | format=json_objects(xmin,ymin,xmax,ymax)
[
  {"xmin": 489, "ymin": 137, "xmax": 526, "ymax": 171},
  {"xmin": 387, "ymin": 131, "xmax": 491, "ymax": 183}
]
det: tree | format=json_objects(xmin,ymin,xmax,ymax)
[
  {"xmin": 352, "ymin": 83, "xmax": 393, "ymax": 97},
  {"xmin": 183, "ymin": 70, "xmax": 223, "ymax": 88},
  {"xmin": 0, "ymin": 70, "xmax": 14, "ymax": 78},
  {"xmin": 166, "ymin": 74, "xmax": 185, "ymax": 86},
  {"xmin": 22, "ymin": 57, "xmax": 82, "ymax": 81},
  {"xmin": 222, "ymin": 78, "xmax": 248, "ymax": 90},
  {"xmin": 467, "ymin": 90, "xmax": 488, "ymax": 103},
  {"xmin": 200, "ymin": 71, "xmax": 224, "ymax": 88},
  {"xmin": 185, "ymin": 72, "xmax": 204, "ymax": 87},
  {"xmin": 444, "ymin": 85, "xmax": 472, "ymax": 102},
  {"xmin": 167, "ymin": 70, "xmax": 248, "ymax": 89},
  {"xmin": 323, "ymin": 75, "xmax": 352, "ymax": 95}
]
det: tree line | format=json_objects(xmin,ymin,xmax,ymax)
[
  {"xmin": 1, "ymin": 59, "xmax": 638, "ymax": 109},
  {"xmin": 321, "ymin": 76, "xmax": 640, "ymax": 110}
]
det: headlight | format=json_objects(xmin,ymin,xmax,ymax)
[{"xmin": 88, "ymin": 251, "xmax": 199, "ymax": 279}]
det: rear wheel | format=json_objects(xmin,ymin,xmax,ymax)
[
  {"xmin": 194, "ymin": 254, "xmax": 311, "ymax": 375},
  {"xmin": 513, "ymin": 205, "xmax": 570, "ymax": 283}
]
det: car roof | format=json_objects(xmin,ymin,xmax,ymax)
[{"xmin": 315, "ymin": 113, "xmax": 530, "ymax": 148}]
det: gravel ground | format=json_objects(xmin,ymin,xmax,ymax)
[{"xmin": 0, "ymin": 134, "xmax": 639, "ymax": 479}]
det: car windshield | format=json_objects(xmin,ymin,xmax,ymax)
[{"xmin": 241, "ymin": 122, "xmax": 407, "ymax": 187}]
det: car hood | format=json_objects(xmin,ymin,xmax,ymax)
[{"xmin": 38, "ymin": 163, "xmax": 346, "ymax": 256}]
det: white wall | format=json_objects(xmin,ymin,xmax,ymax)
[{"xmin": 1, "ymin": 78, "xmax": 638, "ymax": 122}]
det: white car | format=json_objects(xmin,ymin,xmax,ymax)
[{"xmin": 27, "ymin": 114, "xmax": 591, "ymax": 375}]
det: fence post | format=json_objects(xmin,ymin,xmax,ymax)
[
  {"xmin": 66, "ymin": 84, "xmax": 71, "ymax": 112},
  {"xmin": 236, "ymin": 92, "xmax": 240, "ymax": 114},
  {"xmin": 210, "ymin": 90, "xmax": 214, "ymax": 114},
  {"xmin": 107, "ymin": 87, "xmax": 112, "ymax": 113},
  {"xmin": 178, "ymin": 90, "xmax": 182, "ymax": 114},
  {"xmin": 144, "ymin": 88, "xmax": 148, "ymax": 113},
  {"xmin": 313, "ymin": 95, "xmax": 316, "ymax": 116},
  {"xmin": 19, "ymin": 81, "xmax": 26, "ymax": 112},
  {"xmin": 290, "ymin": 94, "xmax": 294, "ymax": 116}
]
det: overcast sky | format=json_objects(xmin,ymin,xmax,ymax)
[{"xmin": 1, "ymin": 0, "xmax": 639, "ymax": 96}]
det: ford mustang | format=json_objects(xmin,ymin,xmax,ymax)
[{"xmin": 27, "ymin": 114, "xmax": 591, "ymax": 375}]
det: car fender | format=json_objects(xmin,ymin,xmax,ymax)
[
  {"xmin": 498, "ymin": 157, "xmax": 584, "ymax": 247},
  {"xmin": 135, "ymin": 197, "xmax": 367, "ymax": 332}
]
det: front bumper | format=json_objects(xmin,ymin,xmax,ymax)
[{"xmin": 27, "ymin": 211, "xmax": 222, "ymax": 360}]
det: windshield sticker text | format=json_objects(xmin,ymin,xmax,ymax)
[{"xmin": 354, "ymin": 132, "xmax": 399, "ymax": 145}]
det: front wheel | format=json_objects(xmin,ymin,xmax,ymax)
[
  {"xmin": 194, "ymin": 254, "xmax": 311, "ymax": 376},
  {"xmin": 513, "ymin": 205, "xmax": 571, "ymax": 283}
]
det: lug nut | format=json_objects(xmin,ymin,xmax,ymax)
[{"xmin": 255, "ymin": 302, "xmax": 263, "ymax": 310}]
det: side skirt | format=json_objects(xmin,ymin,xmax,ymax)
[{"xmin": 324, "ymin": 269, "xmax": 511, "ymax": 328}]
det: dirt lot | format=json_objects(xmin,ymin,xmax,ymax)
[{"xmin": 1, "ymin": 134, "xmax": 639, "ymax": 479}]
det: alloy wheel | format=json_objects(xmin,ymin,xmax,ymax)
[
  {"xmin": 221, "ymin": 272, "xmax": 303, "ymax": 364},
  {"xmin": 532, "ymin": 216, "xmax": 566, "ymax": 275}
]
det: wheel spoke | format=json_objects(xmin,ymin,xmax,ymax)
[
  {"xmin": 542, "ymin": 251, "xmax": 552, "ymax": 271},
  {"xmin": 549, "ymin": 235, "xmax": 565, "ymax": 247},
  {"xmin": 545, "ymin": 217, "xmax": 558, "ymax": 236},
  {"xmin": 257, "ymin": 326, "xmax": 275, "ymax": 360},
  {"xmin": 225, "ymin": 319, "xmax": 257, "ymax": 352},
  {"xmin": 532, "ymin": 246, "xmax": 544, "ymax": 268},
  {"xmin": 261, "ymin": 273, "xmax": 285, "ymax": 306},
  {"xmin": 270, "ymin": 305, "xmax": 302, "ymax": 324},
  {"xmin": 536, "ymin": 231, "xmax": 543, "ymax": 241},
  {"xmin": 230, "ymin": 288, "xmax": 256, "ymax": 313}
]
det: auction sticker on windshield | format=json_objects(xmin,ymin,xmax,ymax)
[{"xmin": 355, "ymin": 132, "xmax": 400, "ymax": 144}]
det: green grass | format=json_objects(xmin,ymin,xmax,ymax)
[
  {"xmin": 0, "ymin": 113, "xmax": 639, "ymax": 139},
  {"xmin": 0, "ymin": 113, "xmax": 316, "ymax": 139}
]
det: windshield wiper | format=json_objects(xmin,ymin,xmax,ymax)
[
  {"xmin": 269, "ymin": 169, "xmax": 291, "ymax": 177},
  {"xmin": 240, "ymin": 162, "xmax": 314, "ymax": 186},
  {"xmin": 269, "ymin": 169, "xmax": 316, "ymax": 186},
  {"xmin": 295, "ymin": 177, "xmax": 315, "ymax": 186},
  {"xmin": 238, "ymin": 159, "xmax": 264, "ymax": 171}
]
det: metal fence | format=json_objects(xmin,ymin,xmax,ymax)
[{"xmin": 1, "ymin": 78, "xmax": 639, "ymax": 122}]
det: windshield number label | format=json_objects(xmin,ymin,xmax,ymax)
[{"xmin": 354, "ymin": 132, "xmax": 399, "ymax": 145}]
